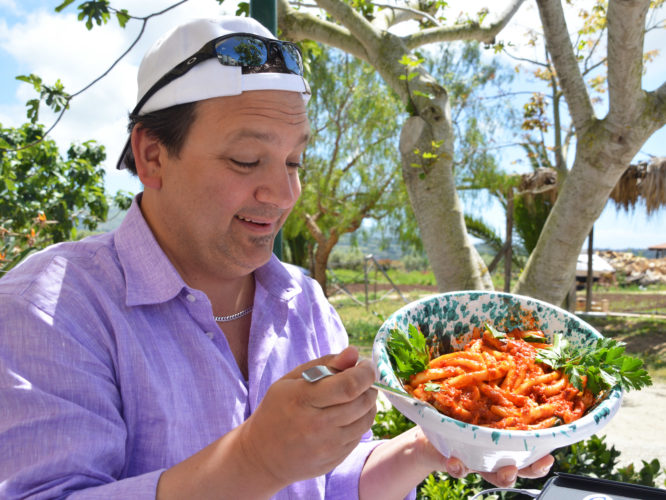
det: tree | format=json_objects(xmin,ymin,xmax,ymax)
[
  {"xmin": 513, "ymin": 0, "xmax": 666, "ymax": 303},
  {"xmin": 0, "ymin": 122, "xmax": 131, "ymax": 273},
  {"xmin": 279, "ymin": 0, "xmax": 530, "ymax": 292},
  {"xmin": 283, "ymin": 46, "xmax": 405, "ymax": 294},
  {"xmin": 9, "ymin": 1, "xmax": 666, "ymax": 305}
]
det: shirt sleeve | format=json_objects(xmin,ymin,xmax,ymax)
[{"xmin": 0, "ymin": 294, "xmax": 161, "ymax": 499}]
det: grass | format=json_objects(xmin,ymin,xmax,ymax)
[
  {"xmin": 329, "ymin": 267, "xmax": 437, "ymax": 287},
  {"xmin": 331, "ymin": 291, "xmax": 424, "ymax": 359}
]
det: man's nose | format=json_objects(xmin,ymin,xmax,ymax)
[{"xmin": 255, "ymin": 164, "xmax": 300, "ymax": 208}]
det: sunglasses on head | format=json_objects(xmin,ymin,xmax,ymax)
[{"xmin": 132, "ymin": 32, "xmax": 305, "ymax": 116}]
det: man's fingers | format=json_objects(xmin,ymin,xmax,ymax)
[
  {"xmin": 443, "ymin": 457, "xmax": 470, "ymax": 479},
  {"xmin": 283, "ymin": 346, "xmax": 359, "ymax": 381},
  {"xmin": 476, "ymin": 454, "xmax": 553, "ymax": 487},
  {"xmin": 517, "ymin": 454, "xmax": 554, "ymax": 479}
]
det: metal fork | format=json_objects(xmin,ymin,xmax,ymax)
[{"xmin": 301, "ymin": 365, "xmax": 437, "ymax": 410}]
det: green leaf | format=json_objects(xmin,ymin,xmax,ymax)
[
  {"xmin": 522, "ymin": 333, "xmax": 548, "ymax": 343},
  {"xmin": 424, "ymin": 382, "xmax": 441, "ymax": 392},
  {"xmin": 235, "ymin": 1, "xmax": 250, "ymax": 16},
  {"xmin": 536, "ymin": 335, "xmax": 652, "ymax": 395},
  {"xmin": 55, "ymin": 0, "xmax": 76, "ymax": 12},
  {"xmin": 116, "ymin": 9, "xmax": 130, "ymax": 28},
  {"xmin": 484, "ymin": 322, "xmax": 506, "ymax": 339},
  {"xmin": 386, "ymin": 323, "xmax": 429, "ymax": 380}
]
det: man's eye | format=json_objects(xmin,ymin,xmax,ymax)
[
  {"xmin": 287, "ymin": 161, "xmax": 303, "ymax": 169},
  {"xmin": 231, "ymin": 159, "xmax": 259, "ymax": 168}
]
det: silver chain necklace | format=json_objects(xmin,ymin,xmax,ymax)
[{"xmin": 214, "ymin": 305, "xmax": 253, "ymax": 322}]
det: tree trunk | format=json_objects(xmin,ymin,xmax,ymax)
[{"xmin": 515, "ymin": 0, "xmax": 666, "ymax": 305}]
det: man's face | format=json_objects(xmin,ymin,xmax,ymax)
[{"xmin": 144, "ymin": 90, "xmax": 309, "ymax": 282}]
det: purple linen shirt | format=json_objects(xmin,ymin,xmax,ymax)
[{"xmin": 0, "ymin": 197, "xmax": 382, "ymax": 499}]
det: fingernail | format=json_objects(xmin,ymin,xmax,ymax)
[{"xmin": 449, "ymin": 463, "xmax": 462, "ymax": 477}]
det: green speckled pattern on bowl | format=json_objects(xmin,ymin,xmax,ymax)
[{"xmin": 372, "ymin": 291, "xmax": 623, "ymax": 472}]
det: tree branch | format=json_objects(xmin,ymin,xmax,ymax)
[
  {"xmin": 3, "ymin": 0, "xmax": 190, "ymax": 152},
  {"xmin": 535, "ymin": 0, "xmax": 594, "ymax": 132},
  {"xmin": 501, "ymin": 48, "xmax": 549, "ymax": 68},
  {"xmin": 311, "ymin": 0, "xmax": 382, "ymax": 53},
  {"xmin": 370, "ymin": 2, "xmax": 442, "ymax": 30},
  {"xmin": 606, "ymin": 0, "xmax": 651, "ymax": 126},
  {"xmin": 403, "ymin": 0, "xmax": 526, "ymax": 49},
  {"xmin": 279, "ymin": 0, "xmax": 370, "ymax": 62}
]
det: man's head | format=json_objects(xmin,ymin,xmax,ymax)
[
  {"xmin": 118, "ymin": 16, "xmax": 310, "ymax": 173},
  {"xmin": 126, "ymin": 17, "xmax": 311, "ymax": 282}
]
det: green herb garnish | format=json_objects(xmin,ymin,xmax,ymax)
[
  {"xmin": 484, "ymin": 322, "xmax": 507, "ymax": 340},
  {"xmin": 536, "ymin": 334, "xmax": 652, "ymax": 395},
  {"xmin": 424, "ymin": 382, "xmax": 441, "ymax": 392},
  {"xmin": 522, "ymin": 333, "xmax": 548, "ymax": 343},
  {"xmin": 386, "ymin": 324, "xmax": 429, "ymax": 380}
]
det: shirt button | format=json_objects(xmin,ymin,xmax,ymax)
[
  {"xmin": 186, "ymin": 294, "xmax": 196, "ymax": 302},
  {"xmin": 205, "ymin": 332, "xmax": 215, "ymax": 339}
]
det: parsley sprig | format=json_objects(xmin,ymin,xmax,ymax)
[
  {"xmin": 536, "ymin": 334, "xmax": 652, "ymax": 395},
  {"xmin": 386, "ymin": 324, "xmax": 429, "ymax": 380}
]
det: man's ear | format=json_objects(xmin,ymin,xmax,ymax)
[{"xmin": 131, "ymin": 126, "xmax": 164, "ymax": 190}]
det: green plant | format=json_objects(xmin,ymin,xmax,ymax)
[
  {"xmin": 418, "ymin": 472, "xmax": 485, "ymax": 500},
  {"xmin": 371, "ymin": 406, "xmax": 415, "ymax": 439},
  {"xmin": 402, "ymin": 252, "xmax": 431, "ymax": 272},
  {"xmin": 514, "ymin": 435, "xmax": 666, "ymax": 495},
  {"xmin": 1, "ymin": 122, "xmax": 133, "ymax": 273}
]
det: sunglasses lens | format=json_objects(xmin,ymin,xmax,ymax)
[
  {"xmin": 215, "ymin": 36, "xmax": 268, "ymax": 67},
  {"xmin": 281, "ymin": 43, "xmax": 303, "ymax": 75}
]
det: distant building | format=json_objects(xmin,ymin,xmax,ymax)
[{"xmin": 648, "ymin": 242, "xmax": 666, "ymax": 259}]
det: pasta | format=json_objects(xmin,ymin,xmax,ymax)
[{"xmin": 403, "ymin": 326, "xmax": 595, "ymax": 430}]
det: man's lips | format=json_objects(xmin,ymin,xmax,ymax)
[{"xmin": 235, "ymin": 214, "xmax": 280, "ymax": 232}]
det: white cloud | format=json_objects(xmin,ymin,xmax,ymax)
[{"xmin": 1, "ymin": 0, "xmax": 239, "ymax": 194}]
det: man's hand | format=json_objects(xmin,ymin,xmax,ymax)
[
  {"xmin": 442, "ymin": 453, "xmax": 554, "ymax": 487},
  {"xmin": 238, "ymin": 346, "xmax": 378, "ymax": 488}
]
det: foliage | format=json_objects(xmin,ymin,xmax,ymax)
[
  {"xmin": 387, "ymin": 324, "xmax": 429, "ymax": 380},
  {"xmin": 425, "ymin": 43, "xmax": 516, "ymax": 195},
  {"xmin": 418, "ymin": 472, "xmax": 485, "ymax": 500},
  {"xmin": 371, "ymin": 406, "xmax": 415, "ymax": 440},
  {"xmin": 513, "ymin": 190, "xmax": 555, "ymax": 254},
  {"xmin": 402, "ymin": 251, "xmax": 430, "ymax": 272},
  {"xmin": 283, "ymin": 45, "xmax": 405, "ymax": 290},
  {"xmin": 328, "ymin": 247, "xmax": 365, "ymax": 271},
  {"xmin": 0, "ymin": 122, "xmax": 131, "ymax": 273},
  {"xmin": 514, "ymin": 435, "xmax": 666, "ymax": 494},
  {"xmin": 536, "ymin": 335, "xmax": 652, "ymax": 393}
]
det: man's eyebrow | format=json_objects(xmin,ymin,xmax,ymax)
[{"xmin": 229, "ymin": 129, "xmax": 310, "ymax": 146}]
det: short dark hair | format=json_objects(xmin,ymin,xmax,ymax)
[{"xmin": 122, "ymin": 101, "xmax": 199, "ymax": 175}]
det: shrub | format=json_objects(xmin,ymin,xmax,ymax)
[{"xmin": 329, "ymin": 247, "xmax": 365, "ymax": 271}]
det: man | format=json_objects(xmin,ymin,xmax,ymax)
[{"xmin": 0, "ymin": 16, "xmax": 552, "ymax": 499}]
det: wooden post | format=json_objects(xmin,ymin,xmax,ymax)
[
  {"xmin": 364, "ymin": 255, "xmax": 370, "ymax": 310},
  {"xmin": 504, "ymin": 189, "xmax": 514, "ymax": 293},
  {"xmin": 585, "ymin": 227, "xmax": 594, "ymax": 312}
]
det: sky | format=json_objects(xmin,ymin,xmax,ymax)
[{"xmin": 1, "ymin": 0, "xmax": 665, "ymax": 251}]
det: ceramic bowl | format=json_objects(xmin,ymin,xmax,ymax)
[{"xmin": 372, "ymin": 291, "xmax": 622, "ymax": 472}]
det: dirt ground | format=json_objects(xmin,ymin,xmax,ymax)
[{"xmin": 598, "ymin": 381, "xmax": 666, "ymax": 469}]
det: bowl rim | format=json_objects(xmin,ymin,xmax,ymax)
[{"xmin": 373, "ymin": 290, "xmax": 623, "ymax": 440}]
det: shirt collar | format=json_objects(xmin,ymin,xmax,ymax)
[
  {"xmin": 114, "ymin": 194, "xmax": 187, "ymax": 307},
  {"xmin": 115, "ymin": 194, "xmax": 302, "ymax": 307},
  {"xmin": 254, "ymin": 254, "xmax": 302, "ymax": 302}
]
